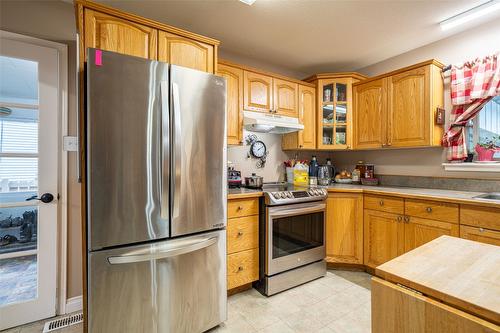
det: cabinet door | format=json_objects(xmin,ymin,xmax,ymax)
[
  {"xmin": 282, "ymin": 85, "xmax": 316, "ymax": 150},
  {"xmin": 273, "ymin": 78, "xmax": 298, "ymax": 117},
  {"xmin": 84, "ymin": 9, "xmax": 157, "ymax": 59},
  {"xmin": 326, "ymin": 193, "xmax": 363, "ymax": 264},
  {"xmin": 158, "ymin": 31, "xmax": 214, "ymax": 73},
  {"xmin": 299, "ymin": 85, "xmax": 316, "ymax": 149},
  {"xmin": 353, "ymin": 78, "xmax": 387, "ymax": 149},
  {"xmin": 217, "ymin": 64, "xmax": 243, "ymax": 145},
  {"xmin": 364, "ymin": 209, "xmax": 403, "ymax": 268},
  {"xmin": 243, "ymin": 71, "xmax": 273, "ymax": 113},
  {"xmin": 388, "ymin": 66, "xmax": 430, "ymax": 147},
  {"xmin": 404, "ymin": 217, "xmax": 459, "ymax": 253},
  {"xmin": 460, "ymin": 225, "xmax": 500, "ymax": 247}
]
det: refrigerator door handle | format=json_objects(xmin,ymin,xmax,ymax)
[
  {"xmin": 160, "ymin": 80, "xmax": 169, "ymax": 220},
  {"xmin": 171, "ymin": 82, "xmax": 181, "ymax": 219},
  {"xmin": 107, "ymin": 236, "xmax": 218, "ymax": 265}
]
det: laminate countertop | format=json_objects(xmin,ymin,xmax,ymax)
[
  {"xmin": 375, "ymin": 235, "xmax": 500, "ymax": 325},
  {"xmin": 228, "ymin": 184, "xmax": 500, "ymax": 208}
]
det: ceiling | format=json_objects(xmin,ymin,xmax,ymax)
[{"xmin": 97, "ymin": 0, "xmax": 498, "ymax": 77}]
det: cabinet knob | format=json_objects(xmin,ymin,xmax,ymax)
[
  {"xmin": 237, "ymin": 231, "xmax": 244, "ymax": 237},
  {"xmin": 397, "ymin": 216, "xmax": 402, "ymax": 222},
  {"xmin": 299, "ymin": 145, "xmax": 303, "ymax": 148},
  {"xmin": 238, "ymin": 266, "xmax": 244, "ymax": 272},
  {"xmin": 426, "ymin": 207, "xmax": 432, "ymax": 213},
  {"xmin": 237, "ymin": 206, "xmax": 244, "ymax": 211},
  {"xmin": 479, "ymin": 228, "xmax": 484, "ymax": 233},
  {"xmin": 379, "ymin": 200, "xmax": 384, "ymax": 206},
  {"xmin": 404, "ymin": 216, "xmax": 410, "ymax": 223},
  {"xmin": 347, "ymin": 145, "xmax": 351, "ymax": 149}
]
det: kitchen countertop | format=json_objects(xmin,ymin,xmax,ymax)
[
  {"xmin": 227, "ymin": 183, "xmax": 500, "ymax": 208},
  {"xmin": 375, "ymin": 235, "xmax": 500, "ymax": 325}
]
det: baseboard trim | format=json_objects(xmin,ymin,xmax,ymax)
[{"xmin": 65, "ymin": 296, "xmax": 83, "ymax": 314}]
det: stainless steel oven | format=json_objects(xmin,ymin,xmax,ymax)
[
  {"xmin": 255, "ymin": 185, "xmax": 327, "ymax": 296},
  {"xmin": 266, "ymin": 201, "xmax": 325, "ymax": 275}
]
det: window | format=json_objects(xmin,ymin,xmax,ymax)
[{"xmin": 466, "ymin": 95, "xmax": 500, "ymax": 160}]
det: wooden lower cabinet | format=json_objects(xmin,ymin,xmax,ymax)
[
  {"xmin": 326, "ymin": 193, "xmax": 363, "ymax": 264},
  {"xmin": 364, "ymin": 209, "xmax": 403, "ymax": 268},
  {"xmin": 227, "ymin": 248, "xmax": 259, "ymax": 290},
  {"xmin": 404, "ymin": 216, "xmax": 459, "ymax": 252},
  {"xmin": 460, "ymin": 225, "xmax": 500, "ymax": 247},
  {"xmin": 227, "ymin": 197, "xmax": 259, "ymax": 291},
  {"xmin": 372, "ymin": 277, "xmax": 500, "ymax": 333}
]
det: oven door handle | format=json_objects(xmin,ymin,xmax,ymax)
[{"xmin": 269, "ymin": 203, "xmax": 325, "ymax": 219}]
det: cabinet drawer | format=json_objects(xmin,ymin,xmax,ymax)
[
  {"xmin": 364, "ymin": 195, "xmax": 404, "ymax": 215},
  {"xmin": 405, "ymin": 199, "xmax": 458, "ymax": 224},
  {"xmin": 228, "ymin": 198, "xmax": 259, "ymax": 218},
  {"xmin": 227, "ymin": 215, "xmax": 259, "ymax": 254},
  {"xmin": 460, "ymin": 225, "xmax": 500, "ymax": 247},
  {"xmin": 461, "ymin": 205, "xmax": 500, "ymax": 231},
  {"xmin": 227, "ymin": 248, "xmax": 259, "ymax": 290}
]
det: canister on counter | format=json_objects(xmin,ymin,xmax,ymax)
[
  {"xmin": 355, "ymin": 161, "xmax": 366, "ymax": 179},
  {"xmin": 364, "ymin": 164, "xmax": 375, "ymax": 179}
]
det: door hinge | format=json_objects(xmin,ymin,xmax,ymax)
[{"xmin": 397, "ymin": 283, "xmax": 422, "ymax": 295}]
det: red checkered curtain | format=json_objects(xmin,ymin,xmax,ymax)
[{"xmin": 442, "ymin": 54, "xmax": 500, "ymax": 161}]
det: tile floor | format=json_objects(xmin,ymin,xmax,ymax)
[{"xmin": 4, "ymin": 270, "xmax": 372, "ymax": 333}]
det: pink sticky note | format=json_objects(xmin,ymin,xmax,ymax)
[{"xmin": 95, "ymin": 49, "xmax": 102, "ymax": 66}]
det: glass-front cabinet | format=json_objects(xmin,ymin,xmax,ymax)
[{"xmin": 312, "ymin": 73, "xmax": 366, "ymax": 150}]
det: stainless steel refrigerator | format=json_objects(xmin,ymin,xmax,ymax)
[{"xmin": 86, "ymin": 49, "xmax": 227, "ymax": 333}]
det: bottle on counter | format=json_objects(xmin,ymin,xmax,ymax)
[
  {"xmin": 309, "ymin": 156, "xmax": 319, "ymax": 185},
  {"xmin": 326, "ymin": 158, "xmax": 335, "ymax": 184},
  {"xmin": 352, "ymin": 168, "xmax": 361, "ymax": 184}
]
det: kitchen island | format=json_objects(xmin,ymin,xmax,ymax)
[{"xmin": 372, "ymin": 236, "xmax": 500, "ymax": 332}]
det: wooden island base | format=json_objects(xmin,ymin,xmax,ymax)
[{"xmin": 371, "ymin": 236, "xmax": 500, "ymax": 333}]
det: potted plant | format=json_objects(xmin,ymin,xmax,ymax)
[{"xmin": 475, "ymin": 135, "xmax": 500, "ymax": 161}]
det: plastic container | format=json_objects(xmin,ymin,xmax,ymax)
[
  {"xmin": 286, "ymin": 167, "xmax": 294, "ymax": 184},
  {"xmin": 293, "ymin": 163, "xmax": 309, "ymax": 186}
]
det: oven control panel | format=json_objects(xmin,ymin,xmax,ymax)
[{"xmin": 265, "ymin": 188, "xmax": 328, "ymax": 206}]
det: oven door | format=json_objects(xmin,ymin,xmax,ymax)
[{"xmin": 266, "ymin": 201, "xmax": 326, "ymax": 276}]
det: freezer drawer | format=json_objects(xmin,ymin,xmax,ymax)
[{"xmin": 88, "ymin": 230, "xmax": 227, "ymax": 333}]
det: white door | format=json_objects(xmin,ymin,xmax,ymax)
[{"xmin": 0, "ymin": 36, "xmax": 59, "ymax": 329}]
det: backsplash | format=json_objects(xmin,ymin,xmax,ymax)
[{"xmin": 227, "ymin": 130, "xmax": 288, "ymax": 182}]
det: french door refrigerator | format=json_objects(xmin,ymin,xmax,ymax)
[{"xmin": 86, "ymin": 49, "xmax": 227, "ymax": 333}]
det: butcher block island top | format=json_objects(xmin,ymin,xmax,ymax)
[{"xmin": 375, "ymin": 236, "xmax": 500, "ymax": 325}]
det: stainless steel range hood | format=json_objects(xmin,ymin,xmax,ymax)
[{"xmin": 243, "ymin": 111, "xmax": 304, "ymax": 134}]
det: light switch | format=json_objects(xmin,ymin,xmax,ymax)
[{"xmin": 63, "ymin": 136, "xmax": 78, "ymax": 151}]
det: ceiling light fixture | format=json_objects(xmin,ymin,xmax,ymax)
[
  {"xmin": 440, "ymin": 0, "xmax": 500, "ymax": 30},
  {"xmin": 239, "ymin": 0, "xmax": 256, "ymax": 5}
]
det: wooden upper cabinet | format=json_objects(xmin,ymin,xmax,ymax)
[
  {"xmin": 282, "ymin": 84, "xmax": 316, "ymax": 150},
  {"xmin": 84, "ymin": 9, "xmax": 157, "ymax": 59},
  {"xmin": 354, "ymin": 78, "xmax": 387, "ymax": 149},
  {"xmin": 217, "ymin": 63, "xmax": 243, "ymax": 145},
  {"xmin": 158, "ymin": 31, "xmax": 214, "ymax": 73},
  {"xmin": 364, "ymin": 209, "xmax": 403, "ymax": 268},
  {"xmin": 326, "ymin": 193, "xmax": 363, "ymax": 264},
  {"xmin": 273, "ymin": 78, "xmax": 298, "ymax": 117},
  {"xmin": 243, "ymin": 71, "xmax": 273, "ymax": 113},
  {"xmin": 387, "ymin": 66, "xmax": 429, "ymax": 147},
  {"xmin": 298, "ymin": 85, "xmax": 316, "ymax": 149}
]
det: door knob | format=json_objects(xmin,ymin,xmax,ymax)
[{"xmin": 26, "ymin": 193, "xmax": 54, "ymax": 203}]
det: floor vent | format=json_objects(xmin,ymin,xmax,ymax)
[{"xmin": 43, "ymin": 312, "xmax": 83, "ymax": 332}]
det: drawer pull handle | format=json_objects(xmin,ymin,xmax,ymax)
[
  {"xmin": 237, "ymin": 206, "xmax": 244, "ymax": 211},
  {"xmin": 379, "ymin": 200, "xmax": 384, "ymax": 206},
  {"xmin": 397, "ymin": 216, "xmax": 402, "ymax": 222},
  {"xmin": 237, "ymin": 231, "xmax": 244, "ymax": 237},
  {"xmin": 426, "ymin": 207, "xmax": 432, "ymax": 213},
  {"xmin": 238, "ymin": 266, "xmax": 244, "ymax": 272}
]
